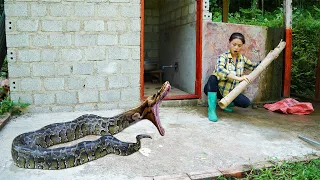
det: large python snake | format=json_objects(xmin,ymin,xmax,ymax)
[{"xmin": 11, "ymin": 81, "xmax": 171, "ymax": 170}]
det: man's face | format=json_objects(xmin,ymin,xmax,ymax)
[{"xmin": 229, "ymin": 38, "xmax": 243, "ymax": 56}]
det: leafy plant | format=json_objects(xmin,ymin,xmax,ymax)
[{"xmin": 0, "ymin": 97, "xmax": 29, "ymax": 115}]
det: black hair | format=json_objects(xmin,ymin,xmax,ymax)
[{"xmin": 229, "ymin": 32, "xmax": 245, "ymax": 44}]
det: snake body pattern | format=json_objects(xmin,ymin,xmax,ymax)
[{"xmin": 11, "ymin": 81, "xmax": 171, "ymax": 170}]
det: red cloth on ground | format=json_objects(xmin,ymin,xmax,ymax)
[{"xmin": 264, "ymin": 98, "xmax": 314, "ymax": 115}]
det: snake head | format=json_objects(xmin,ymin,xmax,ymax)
[{"xmin": 141, "ymin": 81, "xmax": 171, "ymax": 136}]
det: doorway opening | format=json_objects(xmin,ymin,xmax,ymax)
[{"xmin": 141, "ymin": 0, "xmax": 202, "ymax": 100}]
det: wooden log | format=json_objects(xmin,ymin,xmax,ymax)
[{"xmin": 218, "ymin": 40, "xmax": 286, "ymax": 109}]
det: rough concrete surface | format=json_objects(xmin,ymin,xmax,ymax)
[{"xmin": 0, "ymin": 102, "xmax": 319, "ymax": 180}]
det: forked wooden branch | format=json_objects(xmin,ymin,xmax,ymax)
[{"xmin": 218, "ymin": 40, "xmax": 286, "ymax": 109}]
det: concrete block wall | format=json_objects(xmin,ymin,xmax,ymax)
[
  {"xmin": 158, "ymin": 0, "xmax": 196, "ymax": 93},
  {"xmin": 144, "ymin": 0, "xmax": 159, "ymax": 64},
  {"xmin": 5, "ymin": 0, "xmax": 142, "ymax": 113},
  {"xmin": 159, "ymin": 0, "xmax": 195, "ymax": 30}
]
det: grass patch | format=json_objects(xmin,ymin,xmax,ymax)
[{"xmin": 218, "ymin": 158, "xmax": 320, "ymax": 180}]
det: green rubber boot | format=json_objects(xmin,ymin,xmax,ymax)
[
  {"xmin": 224, "ymin": 102, "xmax": 234, "ymax": 113},
  {"xmin": 208, "ymin": 92, "xmax": 218, "ymax": 122}
]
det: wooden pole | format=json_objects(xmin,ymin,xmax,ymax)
[
  {"xmin": 283, "ymin": 0, "xmax": 292, "ymax": 97},
  {"xmin": 222, "ymin": 0, "xmax": 229, "ymax": 23},
  {"xmin": 218, "ymin": 41, "xmax": 286, "ymax": 109}
]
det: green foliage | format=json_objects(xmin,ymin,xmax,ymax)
[
  {"xmin": 217, "ymin": 158, "xmax": 320, "ymax": 179},
  {"xmin": 209, "ymin": 1, "xmax": 320, "ymax": 98},
  {"xmin": 0, "ymin": 97, "xmax": 29, "ymax": 115},
  {"xmin": 1, "ymin": 56, "xmax": 8, "ymax": 73},
  {"xmin": 244, "ymin": 158, "xmax": 320, "ymax": 179},
  {"xmin": 291, "ymin": 7, "xmax": 320, "ymax": 97}
]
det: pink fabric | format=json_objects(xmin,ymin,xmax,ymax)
[{"xmin": 264, "ymin": 98, "xmax": 314, "ymax": 115}]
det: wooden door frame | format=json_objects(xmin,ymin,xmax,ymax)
[{"xmin": 140, "ymin": 0, "xmax": 203, "ymax": 100}]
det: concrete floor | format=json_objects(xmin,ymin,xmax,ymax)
[
  {"xmin": 144, "ymin": 82, "xmax": 189, "ymax": 97},
  {"xmin": 0, "ymin": 101, "xmax": 319, "ymax": 180}
]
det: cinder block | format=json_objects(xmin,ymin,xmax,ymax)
[
  {"xmin": 144, "ymin": 25, "xmax": 153, "ymax": 33},
  {"xmin": 17, "ymin": 19, "xmax": 39, "ymax": 32},
  {"xmin": 32, "ymin": 35, "xmax": 49, "ymax": 47},
  {"xmin": 147, "ymin": 17, "xmax": 159, "ymax": 25},
  {"xmin": 72, "ymin": 62, "xmax": 94, "ymax": 75},
  {"xmin": 44, "ymin": 78, "xmax": 65, "ymax": 91},
  {"xmin": 128, "ymin": 75, "xmax": 139, "ymax": 87},
  {"xmin": 74, "ymin": 4, "xmax": 94, "ymax": 17},
  {"xmin": 120, "ymin": 5, "xmax": 140, "ymax": 17},
  {"xmin": 19, "ymin": 50, "xmax": 40, "ymax": 62},
  {"xmin": 6, "ymin": 34, "xmax": 29, "ymax": 47},
  {"xmin": 108, "ymin": 47, "xmax": 130, "ymax": 60},
  {"xmin": 9, "ymin": 78, "xmax": 20, "ymax": 92},
  {"xmin": 49, "ymin": 4, "xmax": 72, "ymax": 17},
  {"xmin": 97, "ymin": 5, "xmax": 119, "ymax": 17},
  {"xmin": 56, "ymin": 92, "xmax": 77, "ymax": 104},
  {"xmin": 8, "ymin": 63, "xmax": 31, "ymax": 77},
  {"xmin": 118, "ymin": 101, "xmax": 139, "ymax": 109},
  {"xmin": 61, "ymin": 49, "xmax": 83, "ymax": 61},
  {"xmin": 4, "ymin": 4, "xmax": 28, "ymax": 17},
  {"xmin": 56, "ymin": 63, "xmax": 72, "ymax": 76},
  {"xmin": 6, "ymin": 49, "xmax": 17, "ymax": 62},
  {"xmin": 41, "ymin": 49, "xmax": 59, "ymax": 62},
  {"xmin": 97, "ymin": 61, "xmax": 119, "ymax": 75},
  {"xmin": 67, "ymin": 21, "xmax": 81, "ymax": 31},
  {"xmin": 85, "ymin": 47, "xmax": 106, "ymax": 61},
  {"xmin": 176, "ymin": 9, "xmax": 182, "ymax": 18},
  {"xmin": 120, "ymin": 32, "xmax": 140, "ymax": 45},
  {"xmin": 75, "ymin": 34, "xmax": 97, "ymax": 47},
  {"xmin": 10, "ymin": 93, "xmax": 33, "ymax": 105},
  {"xmin": 97, "ymin": 34, "xmax": 118, "ymax": 46},
  {"xmin": 32, "ymin": 63, "xmax": 55, "ymax": 77},
  {"xmin": 108, "ymin": 76, "xmax": 129, "ymax": 88},
  {"xmin": 50, "ymin": 34, "xmax": 72, "ymax": 47},
  {"xmin": 84, "ymin": 20, "xmax": 104, "ymax": 32},
  {"xmin": 120, "ymin": 88, "xmax": 139, "ymax": 101},
  {"xmin": 203, "ymin": 12, "xmax": 212, "ymax": 20},
  {"xmin": 120, "ymin": 60, "xmax": 139, "ymax": 74},
  {"xmin": 97, "ymin": 103, "xmax": 118, "ymax": 110},
  {"xmin": 131, "ymin": 47, "xmax": 140, "ymax": 60},
  {"xmin": 78, "ymin": 90, "xmax": 99, "ymax": 103},
  {"xmin": 42, "ymin": 20, "xmax": 63, "ymax": 32},
  {"xmin": 31, "ymin": 4, "xmax": 47, "ymax": 17},
  {"xmin": 189, "ymin": 3, "xmax": 195, "ymax": 14},
  {"xmin": 107, "ymin": 21, "xmax": 127, "ymax": 32},
  {"xmin": 130, "ymin": 18, "xmax": 140, "ymax": 32},
  {"xmin": 182, "ymin": 6, "xmax": 189, "ymax": 17},
  {"xmin": 20, "ymin": 78, "xmax": 42, "ymax": 91},
  {"xmin": 203, "ymin": 0, "xmax": 210, "ymax": 11},
  {"xmin": 67, "ymin": 77, "xmax": 84, "ymax": 90},
  {"xmin": 75, "ymin": 104, "xmax": 96, "ymax": 111},
  {"xmin": 85, "ymin": 76, "xmax": 106, "ymax": 89},
  {"xmin": 5, "ymin": 18, "xmax": 15, "ymax": 32},
  {"xmin": 100, "ymin": 90, "xmax": 120, "ymax": 102},
  {"xmin": 34, "ymin": 93, "xmax": 55, "ymax": 105}
]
